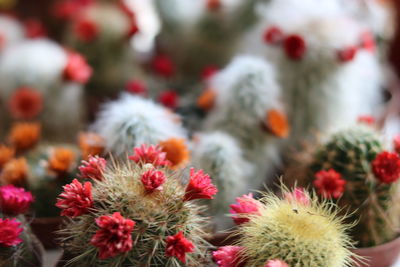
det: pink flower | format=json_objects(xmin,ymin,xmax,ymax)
[
  {"xmin": 73, "ymin": 17, "xmax": 99, "ymax": 42},
  {"xmin": 56, "ymin": 179, "xmax": 93, "ymax": 217},
  {"xmin": 152, "ymin": 54, "xmax": 175, "ymax": 78},
  {"xmin": 165, "ymin": 231, "xmax": 194, "ymax": 263},
  {"xmin": 184, "ymin": 168, "xmax": 217, "ymax": 201},
  {"xmin": 337, "ymin": 46, "xmax": 358, "ymax": 63},
  {"xmin": 63, "ymin": 51, "xmax": 92, "ymax": 84},
  {"xmin": 264, "ymin": 259, "xmax": 289, "ymax": 267},
  {"xmin": 314, "ymin": 169, "xmax": 346, "ymax": 199},
  {"xmin": 78, "ymin": 155, "xmax": 107, "ymax": 181},
  {"xmin": 0, "ymin": 218, "xmax": 23, "ymax": 247},
  {"xmin": 126, "ymin": 79, "xmax": 148, "ymax": 96},
  {"xmin": 263, "ymin": 26, "xmax": 284, "ymax": 45},
  {"xmin": 229, "ymin": 193, "xmax": 262, "ymax": 225},
  {"xmin": 201, "ymin": 65, "xmax": 218, "ymax": 81},
  {"xmin": 284, "ymin": 187, "xmax": 310, "ymax": 206},
  {"xmin": 91, "ymin": 212, "xmax": 135, "ymax": 259},
  {"xmin": 159, "ymin": 90, "xmax": 179, "ymax": 109},
  {"xmin": 393, "ymin": 135, "xmax": 400, "ymax": 155},
  {"xmin": 128, "ymin": 144, "xmax": 170, "ymax": 167},
  {"xmin": 213, "ymin": 246, "xmax": 244, "ymax": 267},
  {"xmin": 357, "ymin": 115, "xmax": 375, "ymax": 125},
  {"xmin": 283, "ymin": 34, "xmax": 306, "ymax": 60},
  {"xmin": 372, "ymin": 151, "xmax": 400, "ymax": 184},
  {"xmin": 141, "ymin": 168, "xmax": 166, "ymax": 193},
  {"xmin": 360, "ymin": 31, "xmax": 375, "ymax": 53},
  {"xmin": 0, "ymin": 185, "xmax": 34, "ymax": 215}
]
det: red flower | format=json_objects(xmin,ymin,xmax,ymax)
[
  {"xmin": 165, "ymin": 231, "xmax": 194, "ymax": 263},
  {"xmin": 91, "ymin": 212, "xmax": 135, "ymax": 259},
  {"xmin": 52, "ymin": 0, "xmax": 81, "ymax": 20},
  {"xmin": 141, "ymin": 168, "xmax": 166, "ymax": 193},
  {"xmin": 152, "ymin": 54, "xmax": 175, "ymax": 78},
  {"xmin": 126, "ymin": 79, "xmax": 147, "ymax": 96},
  {"xmin": 56, "ymin": 179, "xmax": 93, "ymax": 217},
  {"xmin": 127, "ymin": 23, "xmax": 139, "ymax": 38},
  {"xmin": 159, "ymin": 90, "xmax": 179, "ymax": 109},
  {"xmin": 283, "ymin": 34, "xmax": 306, "ymax": 60},
  {"xmin": 201, "ymin": 65, "xmax": 218, "ymax": 81},
  {"xmin": 337, "ymin": 46, "xmax": 358, "ymax": 63},
  {"xmin": 357, "ymin": 115, "xmax": 375, "ymax": 125},
  {"xmin": 73, "ymin": 17, "xmax": 99, "ymax": 42},
  {"xmin": 63, "ymin": 51, "xmax": 92, "ymax": 84},
  {"xmin": 184, "ymin": 168, "xmax": 217, "ymax": 201},
  {"xmin": 78, "ymin": 155, "xmax": 107, "ymax": 181},
  {"xmin": 207, "ymin": 0, "xmax": 221, "ymax": 11},
  {"xmin": 230, "ymin": 193, "xmax": 262, "ymax": 225},
  {"xmin": 8, "ymin": 87, "xmax": 43, "ymax": 119},
  {"xmin": 263, "ymin": 26, "xmax": 284, "ymax": 45},
  {"xmin": 0, "ymin": 218, "xmax": 23, "ymax": 247},
  {"xmin": 393, "ymin": 135, "xmax": 400, "ymax": 155},
  {"xmin": 372, "ymin": 151, "xmax": 400, "ymax": 184},
  {"xmin": 129, "ymin": 144, "xmax": 170, "ymax": 167},
  {"xmin": 284, "ymin": 187, "xmax": 310, "ymax": 206},
  {"xmin": 24, "ymin": 19, "xmax": 47, "ymax": 38},
  {"xmin": 0, "ymin": 185, "xmax": 33, "ymax": 215},
  {"xmin": 360, "ymin": 31, "xmax": 375, "ymax": 53},
  {"xmin": 314, "ymin": 169, "xmax": 346, "ymax": 199},
  {"xmin": 264, "ymin": 259, "xmax": 289, "ymax": 267},
  {"xmin": 213, "ymin": 246, "xmax": 244, "ymax": 267}
]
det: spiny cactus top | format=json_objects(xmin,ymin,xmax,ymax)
[
  {"xmin": 311, "ymin": 125, "xmax": 400, "ymax": 247},
  {"xmin": 0, "ymin": 15, "xmax": 25, "ymax": 51},
  {"xmin": 213, "ymin": 187, "xmax": 356, "ymax": 267},
  {"xmin": 57, "ymin": 144, "xmax": 217, "ymax": 266}
]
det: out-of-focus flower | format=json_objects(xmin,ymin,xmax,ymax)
[
  {"xmin": 337, "ymin": 46, "xmax": 358, "ymax": 63},
  {"xmin": 8, "ymin": 87, "xmax": 43, "ymax": 119},
  {"xmin": 314, "ymin": 169, "xmax": 346, "ymax": 199},
  {"xmin": 63, "ymin": 51, "xmax": 92, "ymax": 84},
  {"xmin": 8, "ymin": 122, "xmax": 41, "ymax": 151},
  {"xmin": 213, "ymin": 246, "xmax": 244, "ymax": 267},
  {"xmin": 159, "ymin": 138, "xmax": 190, "ymax": 170},
  {"xmin": 0, "ymin": 218, "xmax": 23, "ymax": 247},
  {"xmin": 78, "ymin": 155, "xmax": 107, "ymax": 181},
  {"xmin": 48, "ymin": 147, "xmax": 75, "ymax": 174},
  {"xmin": 0, "ymin": 145, "xmax": 15, "ymax": 169},
  {"xmin": 78, "ymin": 132, "xmax": 105, "ymax": 160},
  {"xmin": 372, "ymin": 151, "xmax": 400, "ymax": 184},
  {"xmin": 152, "ymin": 54, "xmax": 175, "ymax": 78},
  {"xmin": 283, "ymin": 34, "xmax": 306, "ymax": 60},
  {"xmin": 126, "ymin": 79, "xmax": 147, "ymax": 96},
  {"xmin": 263, "ymin": 26, "xmax": 284, "ymax": 45},
  {"xmin": 129, "ymin": 144, "xmax": 170, "ymax": 167},
  {"xmin": 0, "ymin": 158, "xmax": 28, "ymax": 186},
  {"xmin": 0, "ymin": 185, "xmax": 33, "ymax": 215},
  {"xmin": 159, "ymin": 90, "xmax": 179, "ymax": 109}
]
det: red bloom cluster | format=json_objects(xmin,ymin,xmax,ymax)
[
  {"xmin": 314, "ymin": 169, "xmax": 346, "ymax": 199},
  {"xmin": 360, "ymin": 31, "xmax": 375, "ymax": 53},
  {"xmin": 158, "ymin": 90, "xmax": 179, "ymax": 109},
  {"xmin": 201, "ymin": 65, "xmax": 218, "ymax": 81},
  {"xmin": 8, "ymin": 87, "xmax": 43, "ymax": 120},
  {"xmin": 129, "ymin": 144, "xmax": 170, "ymax": 167},
  {"xmin": 73, "ymin": 17, "xmax": 99, "ymax": 42},
  {"xmin": 79, "ymin": 155, "xmax": 107, "ymax": 181},
  {"xmin": 165, "ymin": 231, "xmax": 194, "ymax": 263},
  {"xmin": 56, "ymin": 179, "xmax": 93, "ymax": 217},
  {"xmin": 184, "ymin": 168, "xmax": 217, "ymax": 201},
  {"xmin": 91, "ymin": 212, "xmax": 135, "ymax": 259},
  {"xmin": 229, "ymin": 193, "xmax": 262, "ymax": 225},
  {"xmin": 263, "ymin": 26, "xmax": 284, "ymax": 45},
  {"xmin": 372, "ymin": 151, "xmax": 400, "ymax": 184},
  {"xmin": 141, "ymin": 168, "xmax": 166, "ymax": 193},
  {"xmin": 0, "ymin": 218, "xmax": 23, "ymax": 247},
  {"xmin": 337, "ymin": 46, "xmax": 358, "ymax": 63},
  {"xmin": 63, "ymin": 51, "xmax": 92, "ymax": 84},
  {"xmin": 357, "ymin": 115, "xmax": 375, "ymax": 125},
  {"xmin": 126, "ymin": 79, "xmax": 148, "ymax": 96},
  {"xmin": 0, "ymin": 185, "xmax": 33, "ymax": 215},
  {"xmin": 152, "ymin": 54, "xmax": 175, "ymax": 78},
  {"xmin": 283, "ymin": 34, "xmax": 306, "ymax": 60},
  {"xmin": 264, "ymin": 259, "xmax": 289, "ymax": 267},
  {"xmin": 24, "ymin": 19, "xmax": 47, "ymax": 39},
  {"xmin": 284, "ymin": 187, "xmax": 310, "ymax": 206},
  {"xmin": 213, "ymin": 246, "xmax": 244, "ymax": 267}
]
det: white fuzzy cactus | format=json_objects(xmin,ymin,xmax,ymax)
[
  {"xmin": 190, "ymin": 131, "xmax": 253, "ymax": 230},
  {"xmin": 0, "ymin": 15, "xmax": 25, "ymax": 52},
  {"xmin": 92, "ymin": 94, "xmax": 187, "ymax": 156},
  {"xmin": 0, "ymin": 38, "xmax": 89, "ymax": 141}
]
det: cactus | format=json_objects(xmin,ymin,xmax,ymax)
[
  {"xmin": 57, "ymin": 145, "xmax": 216, "ymax": 266},
  {"xmin": 214, "ymin": 187, "xmax": 356, "ymax": 267},
  {"xmin": 91, "ymin": 94, "xmax": 188, "ymax": 158},
  {"xmin": 311, "ymin": 125, "xmax": 400, "ymax": 247},
  {"xmin": 0, "ymin": 15, "xmax": 25, "ymax": 51}
]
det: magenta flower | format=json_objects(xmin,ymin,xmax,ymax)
[
  {"xmin": 128, "ymin": 144, "xmax": 170, "ymax": 167},
  {"xmin": 230, "ymin": 193, "xmax": 262, "ymax": 225},
  {"xmin": 79, "ymin": 155, "xmax": 107, "ymax": 181},
  {"xmin": 56, "ymin": 179, "xmax": 93, "ymax": 217},
  {"xmin": 0, "ymin": 218, "xmax": 23, "ymax": 247},
  {"xmin": 0, "ymin": 185, "xmax": 33, "ymax": 215},
  {"xmin": 141, "ymin": 168, "xmax": 166, "ymax": 193},
  {"xmin": 284, "ymin": 187, "xmax": 310, "ymax": 206},
  {"xmin": 264, "ymin": 259, "xmax": 289, "ymax": 267},
  {"xmin": 213, "ymin": 246, "xmax": 245, "ymax": 267},
  {"xmin": 183, "ymin": 168, "xmax": 217, "ymax": 201},
  {"xmin": 165, "ymin": 231, "xmax": 194, "ymax": 263}
]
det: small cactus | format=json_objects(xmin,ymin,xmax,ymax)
[
  {"xmin": 214, "ymin": 187, "xmax": 356, "ymax": 267},
  {"xmin": 57, "ymin": 144, "xmax": 216, "ymax": 266},
  {"xmin": 311, "ymin": 125, "xmax": 400, "ymax": 247}
]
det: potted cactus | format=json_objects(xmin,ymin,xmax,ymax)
[
  {"xmin": 0, "ymin": 185, "xmax": 44, "ymax": 267},
  {"xmin": 212, "ymin": 187, "xmax": 357, "ymax": 266},
  {"xmin": 56, "ymin": 144, "xmax": 217, "ymax": 266},
  {"xmin": 295, "ymin": 124, "xmax": 400, "ymax": 266}
]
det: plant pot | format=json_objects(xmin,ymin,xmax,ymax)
[
  {"xmin": 351, "ymin": 236, "xmax": 400, "ymax": 267},
  {"xmin": 30, "ymin": 217, "xmax": 63, "ymax": 249}
]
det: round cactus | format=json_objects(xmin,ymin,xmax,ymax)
[
  {"xmin": 57, "ymin": 144, "xmax": 216, "ymax": 266},
  {"xmin": 214, "ymin": 187, "xmax": 356, "ymax": 267}
]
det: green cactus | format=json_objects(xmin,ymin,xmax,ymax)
[
  {"xmin": 311, "ymin": 126, "xmax": 399, "ymax": 247},
  {"xmin": 232, "ymin": 188, "xmax": 356, "ymax": 267}
]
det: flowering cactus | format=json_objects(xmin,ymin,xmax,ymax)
[
  {"xmin": 57, "ymin": 144, "xmax": 216, "ymax": 266},
  {"xmin": 0, "ymin": 38, "xmax": 91, "ymax": 141},
  {"xmin": 213, "ymin": 187, "xmax": 356, "ymax": 267},
  {"xmin": 92, "ymin": 94, "xmax": 188, "ymax": 160},
  {"xmin": 311, "ymin": 125, "xmax": 400, "ymax": 247}
]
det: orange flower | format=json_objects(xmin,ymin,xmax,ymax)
[
  {"xmin": 263, "ymin": 109, "xmax": 289, "ymax": 138},
  {"xmin": 0, "ymin": 145, "xmax": 15, "ymax": 169},
  {"xmin": 0, "ymin": 158, "xmax": 28, "ymax": 186},
  {"xmin": 8, "ymin": 87, "xmax": 43, "ymax": 119},
  {"xmin": 197, "ymin": 89, "xmax": 216, "ymax": 111},
  {"xmin": 78, "ymin": 132, "xmax": 105, "ymax": 160},
  {"xmin": 159, "ymin": 138, "xmax": 190, "ymax": 170},
  {"xmin": 8, "ymin": 122, "xmax": 41, "ymax": 151},
  {"xmin": 48, "ymin": 148, "xmax": 75, "ymax": 174}
]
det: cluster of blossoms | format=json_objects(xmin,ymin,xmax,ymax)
[
  {"xmin": 0, "ymin": 185, "xmax": 34, "ymax": 248},
  {"xmin": 56, "ymin": 144, "xmax": 217, "ymax": 263}
]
